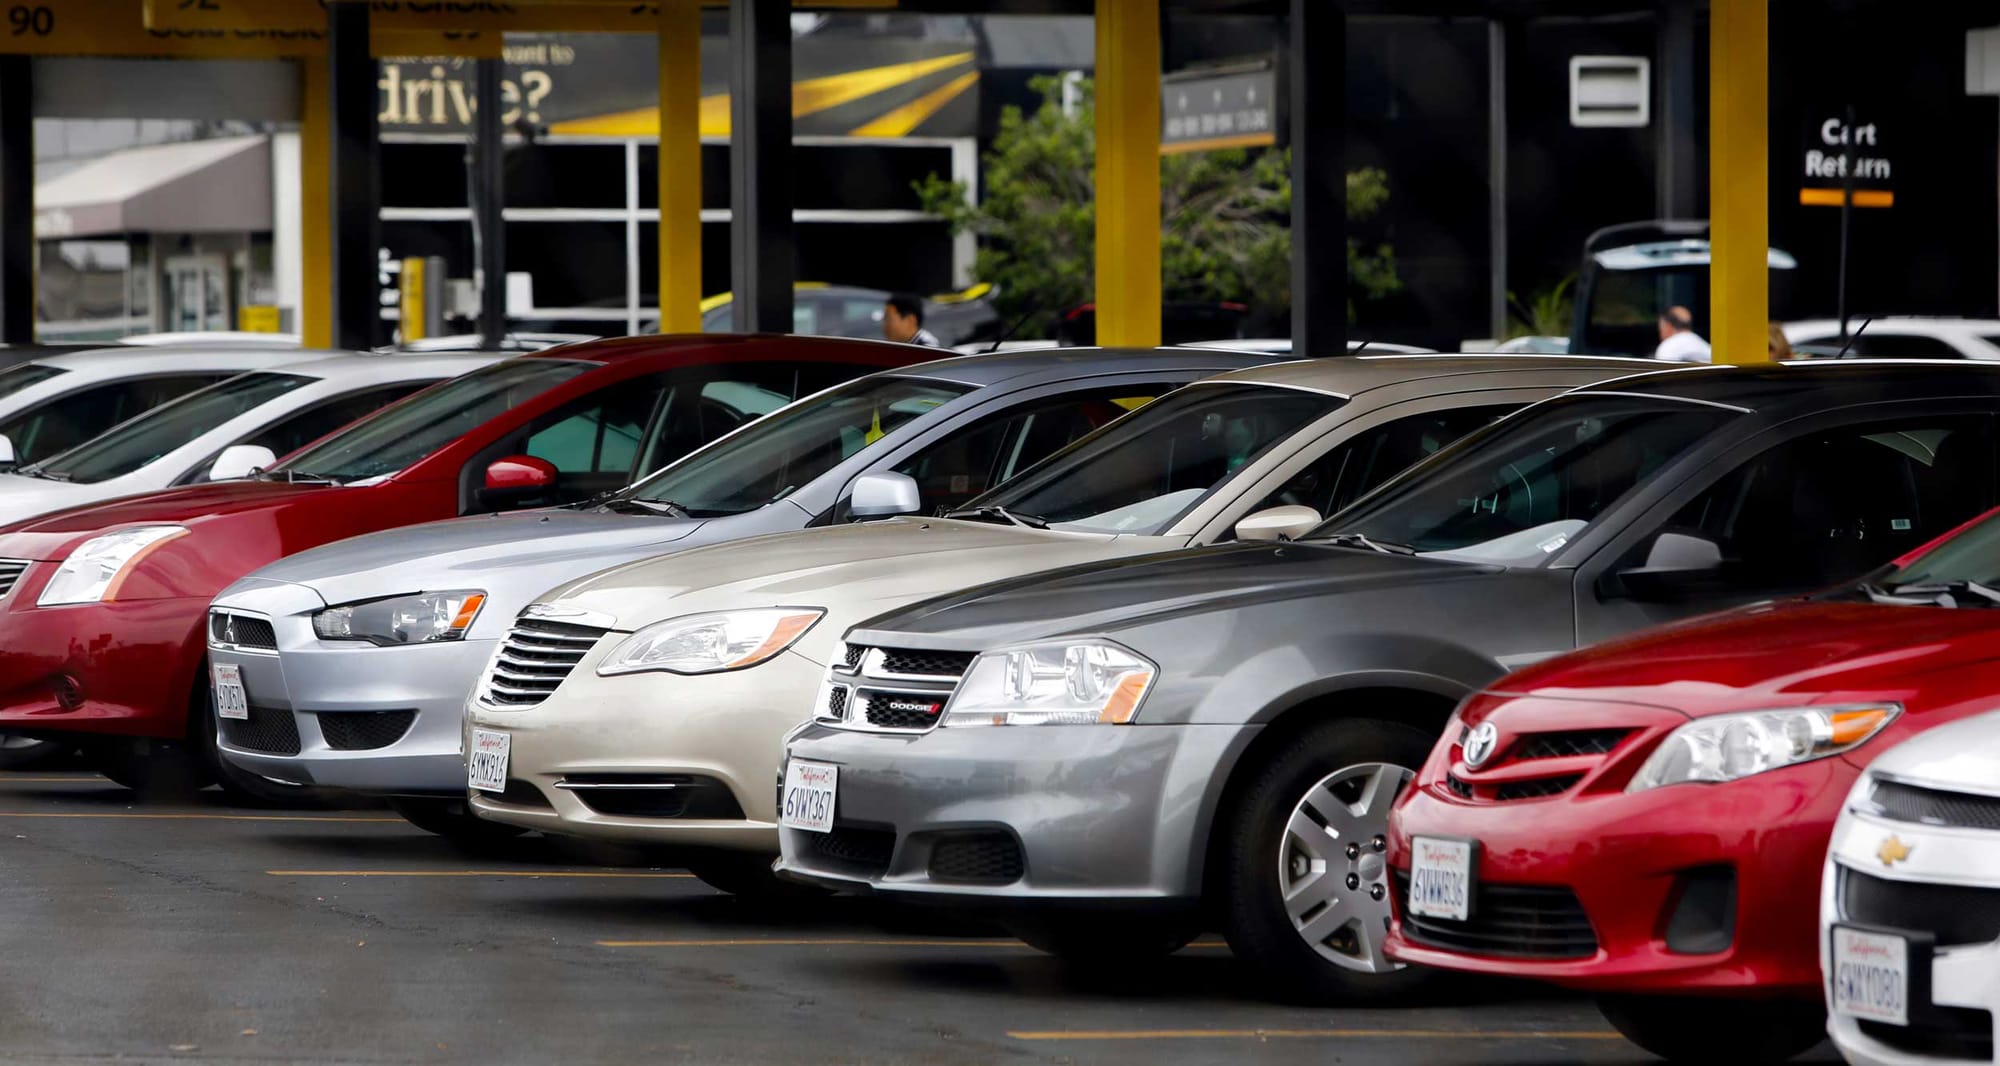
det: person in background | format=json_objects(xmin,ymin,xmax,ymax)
[
  {"xmin": 1768, "ymin": 322, "xmax": 1795, "ymax": 361},
  {"xmin": 1654, "ymin": 305, "xmax": 1712, "ymax": 363},
  {"xmin": 883, "ymin": 293, "xmax": 941, "ymax": 347}
]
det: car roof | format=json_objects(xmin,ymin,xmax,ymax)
[
  {"xmin": 888, "ymin": 345, "xmax": 1286, "ymax": 387},
  {"xmin": 263, "ymin": 351, "xmax": 508, "ymax": 380},
  {"xmin": 30, "ymin": 347, "xmax": 317, "ymax": 373},
  {"xmin": 1568, "ymin": 360, "xmax": 2000, "ymax": 414},
  {"xmin": 505, "ymin": 332, "xmax": 926, "ymax": 367},
  {"xmin": 1190, "ymin": 353, "xmax": 1660, "ymax": 396},
  {"xmin": 1787, "ymin": 317, "xmax": 2000, "ymax": 332}
]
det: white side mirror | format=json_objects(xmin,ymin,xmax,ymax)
[
  {"xmin": 1644, "ymin": 531, "xmax": 1723, "ymax": 571},
  {"xmin": 0, "ymin": 433, "xmax": 14, "ymax": 466},
  {"xmin": 1234, "ymin": 504, "xmax": 1322, "ymax": 542},
  {"xmin": 849, "ymin": 471, "xmax": 922, "ymax": 519},
  {"xmin": 208, "ymin": 444, "xmax": 277, "ymax": 481}
]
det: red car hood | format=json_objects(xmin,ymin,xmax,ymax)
[
  {"xmin": 0, "ymin": 480, "xmax": 339, "ymax": 561},
  {"xmin": 1487, "ymin": 598, "xmax": 2000, "ymax": 717}
]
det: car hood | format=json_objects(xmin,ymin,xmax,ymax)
[
  {"xmin": 847, "ymin": 541, "xmax": 1498, "ymax": 650},
  {"xmin": 1487, "ymin": 598, "xmax": 2000, "ymax": 717},
  {"xmin": 541, "ymin": 516, "xmax": 1179, "ymax": 659},
  {"xmin": 1860, "ymin": 707, "xmax": 2000, "ymax": 795},
  {"xmin": 0, "ymin": 474, "xmax": 98, "ymax": 524},
  {"xmin": 0, "ymin": 479, "xmax": 336, "ymax": 561}
]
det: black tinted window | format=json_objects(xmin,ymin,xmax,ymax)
[
  {"xmin": 0, "ymin": 373, "xmax": 232, "ymax": 464},
  {"xmin": 1246, "ymin": 404, "xmax": 1519, "ymax": 523},
  {"xmin": 894, "ymin": 386, "xmax": 1169, "ymax": 516},
  {"xmin": 1850, "ymin": 333, "xmax": 1964, "ymax": 359}
]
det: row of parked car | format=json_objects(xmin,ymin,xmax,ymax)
[{"xmin": 0, "ymin": 335, "xmax": 1993, "ymax": 1063}]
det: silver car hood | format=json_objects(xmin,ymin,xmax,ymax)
[
  {"xmin": 541, "ymin": 517, "xmax": 1184, "ymax": 660},
  {"xmin": 1864, "ymin": 708, "xmax": 2000, "ymax": 798}
]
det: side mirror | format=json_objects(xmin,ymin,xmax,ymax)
[
  {"xmin": 0, "ymin": 433, "xmax": 15, "ymax": 468},
  {"xmin": 479, "ymin": 454, "xmax": 559, "ymax": 510},
  {"xmin": 207, "ymin": 444, "xmax": 277, "ymax": 481},
  {"xmin": 848, "ymin": 471, "xmax": 922, "ymax": 520},
  {"xmin": 1234, "ymin": 504, "xmax": 1322, "ymax": 542},
  {"xmin": 1613, "ymin": 532, "xmax": 1730, "ymax": 601}
]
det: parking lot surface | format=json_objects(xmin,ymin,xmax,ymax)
[{"xmin": 0, "ymin": 771, "xmax": 1834, "ymax": 1065}]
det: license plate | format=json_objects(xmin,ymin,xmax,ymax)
[
  {"xmin": 212, "ymin": 663, "xmax": 248, "ymax": 721},
  {"xmin": 468, "ymin": 729, "xmax": 510, "ymax": 794},
  {"xmin": 779, "ymin": 759, "xmax": 838, "ymax": 833},
  {"xmin": 1832, "ymin": 925, "xmax": 1910, "ymax": 1026},
  {"xmin": 1407, "ymin": 836, "xmax": 1475, "ymax": 921}
]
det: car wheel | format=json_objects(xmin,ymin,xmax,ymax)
[
  {"xmin": 390, "ymin": 797, "xmax": 530, "ymax": 846},
  {"xmin": 1597, "ymin": 995, "xmax": 1825, "ymax": 1062},
  {"xmin": 1009, "ymin": 915, "xmax": 1201, "ymax": 964},
  {"xmin": 0, "ymin": 734, "xmax": 70, "ymax": 771},
  {"xmin": 687, "ymin": 851, "xmax": 830, "ymax": 900},
  {"xmin": 1218, "ymin": 716, "xmax": 1436, "ymax": 1004},
  {"xmin": 190, "ymin": 665, "xmax": 335, "ymax": 809},
  {"xmin": 91, "ymin": 738, "xmax": 215, "ymax": 799}
]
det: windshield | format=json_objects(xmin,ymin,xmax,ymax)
[
  {"xmin": 0, "ymin": 363, "xmax": 66, "ymax": 397},
  {"xmin": 622, "ymin": 375, "xmax": 971, "ymax": 517},
  {"xmin": 28, "ymin": 372, "xmax": 313, "ymax": 483},
  {"xmin": 1878, "ymin": 510, "xmax": 2000, "ymax": 589},
  {"xmin": 275, "ymin": 359, "xmax": 592, "ymax": 482},
  {"xmin": 970, "ymin": 382, "xmax": 1344, "ymax": 535},
  {"xmin": 1322, "ymin": 395, "xmax": 1738, "ymax": 564}
]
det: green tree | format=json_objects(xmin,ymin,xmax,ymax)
[{"xmin": 919, "ymin": 75, "xmax": 1399, "ymax": 339}]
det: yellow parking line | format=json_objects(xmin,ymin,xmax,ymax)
[
  {"xmin": 269, "ymin": 870, "xmax": 694, "ymax": 878},
  {"xmin": 0, "ymin": 811, "xmax": 402, "ymax": 823},
  {"xmin": 598, "ymin": 937, "xmax": 1231, "ymax": 949},
  {"xmin": 1007, "ymin": 1028, "xmax": 1625, "ymax": 1041}
]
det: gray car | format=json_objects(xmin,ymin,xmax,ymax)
[
  {"xmin": 207, "ymin": 347, "xmax": 1278, "ymax": 836},
  {"xmin": 776, "ymin": 361, "xmax": 2000, "ymax": 1002}
]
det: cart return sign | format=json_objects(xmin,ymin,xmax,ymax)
[{"xmin": 1802, "ymin": 115, "xmax": 1893, "ymax": 208}]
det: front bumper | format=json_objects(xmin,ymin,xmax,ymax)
[
  {"xmin": 773, "ymin": 720, "xmax": 1249, "ymax": 905},
  {"xmin": 210, "ymin": 579, "xmax": 496, "ymax": 795},
  {"xmin": 465, "ymin": 645, "xmax": 828, "ymax": 853},
  {"xmin": 0, "ymin": 579, "xmax": 207, "ymax": 740},
  {"xmin": 1384, "ymin": 758, "xmax": 1847, "ymax": 996}
]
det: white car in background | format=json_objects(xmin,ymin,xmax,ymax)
[
  {"xmin": 0, "ymin": 352, "xmax": 501, "ymax": 526},
  {"xmin": 1786, "ymin": 317, "xmax": 2000, "ymax": 360},
  {"xmin": 121, "ymin": 331, "xmax": 303, "ymax": 349},
  {"xmin": 1822, "ymin": 709, "xmax": 2000, "ymax": 1065},
  {"xmin": 0, "ymin": 348, "xmax": 306, "ymax": 470}
]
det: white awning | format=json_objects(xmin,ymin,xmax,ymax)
[{"xmin": 35, "ymin": 134, "xmax": 271, "ymax": 239}]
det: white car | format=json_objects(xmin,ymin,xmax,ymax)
[
  {"xmin": 1822, "ymin": 709, "xmax": 2000, "ymax": 1065},
  {"xmin": 1786, "ymin": 318, "xmax": 2000, "ymax": 360},
  {"xmin": 0, "ymin": 352, "xmax": 501, "ymax": 526},
  {"xmin": 0, "ymin": 348, "xmax": 309, "ymax": 470},
  {"xmin": 121, "ymin": 331, "xmax": 303, "ymax": 349}
]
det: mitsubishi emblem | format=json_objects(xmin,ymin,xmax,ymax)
[
  {"xmin": 1463, "ymin": 722, "xmax": 1499, "ymax": 769},
  {"xmin": 222, "ymin": 615, "xmax": 237, "ymax": 645}
]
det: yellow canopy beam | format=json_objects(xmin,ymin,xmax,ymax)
[
  {"xmin": 1709, "ymin": 0, "xmax": 1768, "ymax": 364},
  {"xmin": 657, "ymin": 0, "xmax": 703, "ymax": 334},
  {"xmin": 1093, "ymin": 0, "xmax": 1161, "ymax": 348}
]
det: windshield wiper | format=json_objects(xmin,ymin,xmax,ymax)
[
  {"xmin": 1863, "ymin": 579, "xmax": 2000, "ymax": 609},
  {"xmin": 258, "ymin": 470, "xmax": 343, "ymax": 485},
  {"xmin": 601, "ymin": 497, "xmax": 692, "ymax": 518},
  {"xmin": 13, "ymin": 466, "xmax": 68, "ymax": 481},
  {"xmin": 944, "ymin": 504, "xmax": 1048, "ymax": 530},
  {"xmin": 1320, "ymin": 532, "xmax": 1418, "ymax": 555}
]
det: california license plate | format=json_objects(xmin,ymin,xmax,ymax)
[
  {"xmin": 1407, "ymin": 836, "xmax": 1475, "ymax": 921},
  {"xmin": 779, "ymin": 759, "xmax": 838, "ymax": 833},
  {"xmin": 1831, "ymin": 925, "xmax": 1910, "ymax": 1026},
  {"xmin": 468, "ymin": 729, "xmax": 510, "ymax": 793},
  {"xmin": 212, "ymin": 663, "xmax": 249, "ymax": 721}
]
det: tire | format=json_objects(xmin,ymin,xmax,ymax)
[
  {"xmin": 687, "ymin": 851, "xmax": 829, "ymax": 900},
  {"xmin": 1010, "ymin": 915, "xmax": 1200, "ymax": 964},
  {"xmin": 91, "ymin": 738, "xmax": 214, "ymax": 799},
  {"xmin": 0, "ymin": 734, "xmax": 70, "ymax": 771},
  {"xmin": 391, "ymin": 797, "xmax": 530, "ymax": 847},
  {"xmin": 1597, "ymin": 995, "xmax": 1825, "ymax": 1062},
  {"xmin": 1218, "ymin": 716, "xmax": 1437, "ymax": 1005}
]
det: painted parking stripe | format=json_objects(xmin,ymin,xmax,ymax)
[
  {"xmin": 0, "ymin": 811, "xmax": 403, "ymax": 823},
  {"xmin": 268, "ymin": 869, "xmax": 694, "ymax": 878},
  {"xmin": 597, "ymin": 937, "xmax": 1232, "ymax": 948},
  {"xmin": 1007, "ymin": 1028, "xmax": 1625, "ymax": 1041}
]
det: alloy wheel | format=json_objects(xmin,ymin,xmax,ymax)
[{"xmin": 1277, "ymin": 760, "xmax": 1415, "ymax": 973}]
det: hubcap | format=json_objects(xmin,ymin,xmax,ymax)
[{"xmin": 1277, "ymin": 761, "xmax": 1415, "ymax": 973}]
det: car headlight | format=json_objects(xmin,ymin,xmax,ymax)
[
  {"xmin": 1626, "ymin": 703, "xmax": 1900, "ymax": 792},
  {"xmin": 941, "ymin": 641, "xmax": 1155, "ymax": 727},
  {"xmin": 595, "ymin": 608, "xmax": 824, "ymax": 676},
  {"xmin": 36, "ymin": 525, "xmax": 188, "ymax": 606},
  {"xmin": 312, "ymin": 590, "xmax": 487, "ymax": 646}
]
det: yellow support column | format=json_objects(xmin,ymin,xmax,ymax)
[
  {"xmin": 1709, "ymin": 0, "xmax": 1767, "ymax": 364},
  {"xmin": 657, "ymin": 0, "xmax": 703, "ymax": 333},
  {"xmin": 299, "ymin": 55, "xmax": 332, "ymax": 349},
  {"xmin": 1093, "ymin": 0, "xmax": 1161, "ymax": 348}
]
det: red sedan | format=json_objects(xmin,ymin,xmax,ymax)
[
  {"xmin": 0, "ymin": 335, "xmax": 927, "ymax": 802},
  {"xmin": 1385, "ymin": 507, "xmax": 2000, "ymax": 1062}
]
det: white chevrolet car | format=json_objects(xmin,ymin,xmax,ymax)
[
  {"xmin": 1823, "ymin": 709, "xmax": 2000, "ymax": 1065},
  {"xmin": 0, "ymin": 352, "xmax": 500, "ymax": 526}
]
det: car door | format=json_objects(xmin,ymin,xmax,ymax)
[{"xmin": 1573, "ymin": 406, "xmax": 2000, "ymax": 645}]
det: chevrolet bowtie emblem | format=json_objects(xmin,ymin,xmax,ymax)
[{"xmin": 1877, "ymin": 834, "xmax": 1913, "ymax": 868}]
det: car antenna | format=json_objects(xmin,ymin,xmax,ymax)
[
  {"xmin": 983, "ymin": 306, "xmax": 1040, "ymax": 354},
  {"xmin": 1350, "ymin": 337, "xmax": 1373, "ymax": 356},
  {"xmin": 1833, "ymin": 317, "xmax": 1873, "ymax": 360}
]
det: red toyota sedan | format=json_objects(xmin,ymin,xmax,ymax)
[
  {"xmin": 1385, "ymin": 507, "xmax": 2000, "ymax": 1062},
  {"xmin": 0, "ymin": 335, "xmax": 928, "ymax": 802}
]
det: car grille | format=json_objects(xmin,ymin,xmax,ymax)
[
  {"xmin": 218, "ymin": 704, "xmax": 302, "ymax": 756},
  {"xmin": 558, "ymin": 774, "xmax": 744, "ymax": 820},
  {"xmin": 1860, "ymin": 1009, "xmax": 1994, "ymax": 1060},
  {"xmin": 806, "ymin": 824, "xmax": 897, "ymax": 878},
  {"xmin": 0, "ymin": 558, "xmax": 28, "ymax": 600},
  {"xmin": 818, "ymin": 644, "xmax": 971, "ymax": 733},
  {"xmin": 1514, "ymin": 729, "xmax": 1632, "ymax": 760},
  {"xmin": 480, "ymin": 618, "xmax": 608, "ymax": 707},
  {"xmin": 1867, "ymin": 778, "xmax": 2000, "ymax": 831},
  {"xmin": 1841, "ymin": 868, "xmax": 2000, "ymax": 948},
  {"xmin": 208, "ymin": 610, "xmax": 277, "ymax": 650},
  {"xmin": 1441, "ymin": 726, "xmax": 1634, "ymax": 803},
  {"xmin": 318, "ymin": 710, "xmax": 416, "ymax": 751},
  {"xmin": 1394, "ymin": 873, "xmax": 1598, "ymax": 959},
  {"xmin": 928, "ymin": 832, "xmax": 1023, "ymax": 883}
]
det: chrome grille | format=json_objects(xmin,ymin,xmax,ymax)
[
  {"xmin": 0, "ymin": 558, "xmax": 27, "ymax": 600},
  {"xmin": 209, "ymin": 610, "xmax": 277, "ymax": 650},
  {"xmin": 480, "ymin": 617, "xmax": 608, "ymax": 707},
  {"xmin": 818, "ymin": 644, "xmax": 972, "ymax": 733},
  {"xmin": 1867, "ymin": 778, "xmax": 2000, "ymax": 831}
]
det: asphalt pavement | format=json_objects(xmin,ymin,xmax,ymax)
[{"xmin": 0, "ymin": 770, "xmax": 1838, "ymax": 1065}]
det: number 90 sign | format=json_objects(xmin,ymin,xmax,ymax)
[{"xmin": 9, "ymin": 5, "xmax": 53, "ymax": 36}]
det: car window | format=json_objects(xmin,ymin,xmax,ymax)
[
  {"xmin": 642, "ymin": 362, "xmax": 817, "ymax": 473},
  {"xmin": 526, "ymin": 382, "xmax": 669, "ymax": 477},
  {"xmin": 1849, "ymin": 333, "xmax": 1964, "ymax": 359},
  {"xmin": 1631, "ymin": 414, "xmax": 1998, "ymax": 591},
  {"xmin": 241, "ymin": 382, "xmax": 432, "ymax": 461},
  {"xmin": 891, "ymin": 385, "xmax": 1173, "ymax": 516},
  {"xmin": 975, "ymin": 383, "xmax": 1345, "ymax": 535},
  {"xmin": 0, "ymin": 372, "xmax": 234, "ymax": 465},
  {"xmin": 0, "ymin": 363, "xmax": 67, "ymax": 397},
  {"xmin": 28, "ymin": 372, "xmax": 314, "ymax": 484},
  {"xmin": 1242, "ymin": 404, "xmax": 1521, "ymax": 526}
]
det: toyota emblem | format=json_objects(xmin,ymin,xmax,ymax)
[{"xmin": 1463, "ymin": 722, "xmax": 1499, "ymax": 769}]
